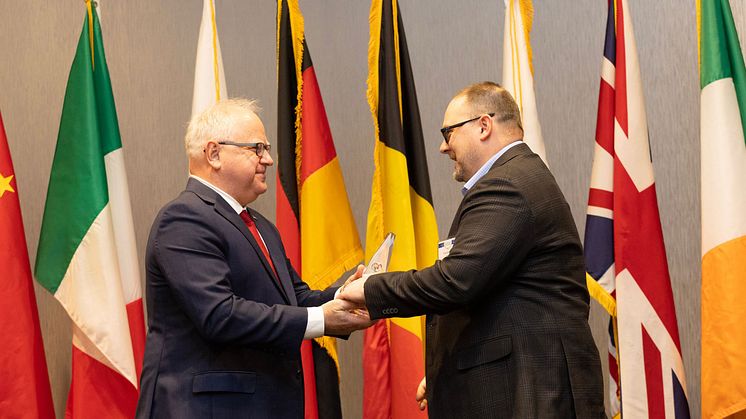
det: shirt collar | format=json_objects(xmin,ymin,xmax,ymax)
[
  {"xmin": 190, "ymin": 174, "xmax": 245, "ymax": 214},
  {"xmin": 461, "ymin": 140, "xmax": 523, "ymax": 195}
]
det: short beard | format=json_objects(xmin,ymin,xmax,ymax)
[
  {"xmin": 453, "ymin": 166, "xmax": 466, "ymax": 182},
  {"xmin": 452, "ymin": 147, "xmax": 476, "ymax": 183}
]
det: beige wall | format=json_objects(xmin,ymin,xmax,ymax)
[{"xmin": 3, "ymin": 1, "xmax": 744, "ymax": 417}]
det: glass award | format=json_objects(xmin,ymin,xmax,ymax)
[{"xmin": 363, "ymin": 232, "xmax": 395, "ymax": 277}]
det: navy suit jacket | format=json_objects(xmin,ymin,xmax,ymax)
[{"xmin": 136, "ymin": 179, "xmax": 336, "ymax": 419}]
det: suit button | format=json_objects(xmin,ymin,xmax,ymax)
[{"xmin": 296, "ymin": 369, "xmax": 302, "ymax": 379}]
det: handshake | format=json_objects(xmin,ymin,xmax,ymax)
[
  {"xmin": 321, "ymin": 265, "xmax": 376, "ymax": 336},
  {"xmin": 319, "ymin": 265, "xmax": 429, "ymax": 411}
]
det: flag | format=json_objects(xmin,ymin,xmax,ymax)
[
  {"xmin": 0, "ymin": 111, "xmax": 55, "ymax": 418},
  {"xmin": 364, "ymin": 0, "xmax": 439, "ymax": 417},
  {"xmin": 583, "ymin": 0, "xmax": 690, "ymax": 417},
  {"xmin": 192, "ymin": 0, "xmax": 227, "ymax": 117},
  {"xmin": 276, "ymin": 1, "xmax": 364, "ymax": 418},
  {"xmin": 501, "ymin": 0, "xmax": 547, "ymax": 165},
  {"xmin": 34, "ymin": 2, "xmax": 145, "ymax": 417},
  {"xmin": 698, "ymin": 0, "xmax": 746, "ymax": 417}
]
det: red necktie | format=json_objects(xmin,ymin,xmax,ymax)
[{"xmin": 240, "ymin": 210, "xmax": 279, "ymax": 280}]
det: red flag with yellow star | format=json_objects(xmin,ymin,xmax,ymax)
[{"xmin": 0, "ymin": 110, "xmax": 55, "ymax": 418}]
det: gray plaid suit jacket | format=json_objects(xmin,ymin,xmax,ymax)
[{"xmin": 365, "ymin": 143, "xmax": 604, "ymax": 418}]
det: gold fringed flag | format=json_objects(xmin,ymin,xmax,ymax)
[
  {"xmin": 364, "ymin": 0, "xmax": 439, "ymax": 417},
  {"xmin": 584, "ymin": 1, "xmax": 690, "ymax": 417},
  {"xmin": 192, "ymin": 0, "xmax": 226, "ymax": 117},
  {"xmin": 502, "ymin": 0, "xmax": 547, "ymax": 165},
  {"xmin": 276, "ymin": 1, "xmax": 363, "ymax": 418}
]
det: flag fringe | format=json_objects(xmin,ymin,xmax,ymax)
[
  {"xmin": 208, "ymin": 0, "xmax": 221, "ymax": 102},
  {"xmin": 287, "ymin": 0, "xmax": 305, "ymax": 188},
  {"xmin": 306, "ymin": 246, "xmax": 363, "ymax": 291},
  {"xmin": 518, "ymin": 0, "xmax": 534, "ymax": 75},
  {"xmin": 366, "ymin": 0, "xmax": 385, "ymax": 248},
  {"xmin": 86, "ymin": 0, "xmax": 95, "ymax": 69},
  {"xmin": 585, "ymin": 272, "xmax": 616, "ymax": 317}
]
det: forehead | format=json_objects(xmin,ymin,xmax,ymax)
[
  {"xmin": 232, "ymin": 113, "xmax": 268, "ymax": 142},
  {"xmin": 442, "ymin": 96, "xmax": 472, "ymax": 126}
]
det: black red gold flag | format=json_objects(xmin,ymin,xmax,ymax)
[{"xmin": 276, "ymin": 1, "xmax": 364, "ymax": 418}]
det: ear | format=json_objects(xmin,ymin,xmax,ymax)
[
  {"xmin": 204, "ymin": 141, "xmax": 222, "ymax": 169},
  {"xmin": 478, "ymin": 115, "xmax": 492, "ymax": 142}
]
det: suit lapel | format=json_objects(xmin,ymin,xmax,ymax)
[
  {"xmin": 186, "ymin": 178, "xmax": 292, "ymax": 304},
  {"xmin": 211, "ymin": 203, "xmax": 291, "ymax": 304},
  {"xmin": 448, "ymin": 143, "xmax": 532, "ymax": 237}
]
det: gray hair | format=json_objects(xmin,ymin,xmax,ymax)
[
  {"xmin": 184, "ymin": 98, "xmax": 261, "ymax": 159},
  {"xmin": 455, "ymin": 81, "xmax": 523, "ymax": 131}
]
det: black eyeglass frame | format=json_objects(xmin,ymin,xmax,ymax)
[
  {"xmin": 217, "ymin": 141, "xmax": 271, "ymax": 157},
  {"xmin": 440, "ymin": 112, "xmax": 495, "ymax": 144}
]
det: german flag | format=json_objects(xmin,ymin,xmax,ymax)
[
  {"xmin": 364, "ymin": 0, "xmax": 439, "ymax": 418},
  {"xmin": 276, "ymin": 1, "xmax": 364, "ymax": 418}
]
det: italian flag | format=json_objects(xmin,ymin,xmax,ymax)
[
  {"xmin": 34, "ymin": 3, "xmax": 145, "ymax": 418},
  {"xmin": 698, "ymin": 0, "xmax": 746, "ymax": 417}
]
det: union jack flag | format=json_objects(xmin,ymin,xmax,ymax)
[{"xmin": 583, "ymin": 1, "xmax": 690, "ymax": 417}]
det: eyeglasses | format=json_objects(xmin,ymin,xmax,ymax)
[
  {"xmin": 440, "ymin": 113, "xmax": 495, "ymax": 144},
  {"xmin": 218, "ymin": 141, "xmax": 271, "ymax": 157}
]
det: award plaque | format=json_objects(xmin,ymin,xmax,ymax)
[{"xmin": 363, "ymin": 232, "xmax": 395, "ymax": 276}]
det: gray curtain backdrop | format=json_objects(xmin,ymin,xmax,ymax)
[{"xmin": 2, "ymin": 1, "xmax": 744, "ymax": 417}]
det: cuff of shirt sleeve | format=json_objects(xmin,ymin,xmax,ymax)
[{"xmin": 304, "ymin": 306, "xmax": 325, "ymax": 339}]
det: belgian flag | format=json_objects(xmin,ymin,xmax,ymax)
[
  {"xmin": 364, "ymin": 0, "xmax": 439, "ymax": 418},
  {"xmin": 276, "ymin": 1, "xmax": 364, "ymax": 418}
]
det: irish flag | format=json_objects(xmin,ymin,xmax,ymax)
[
  {"xmin": 698, "ymin": 0, "xmax": 746, "ymax": 417},
  {"xmin": 34, "ymin": 3, "xmax": 145, "ymax": 417}
]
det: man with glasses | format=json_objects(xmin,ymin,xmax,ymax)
[
  {"xmin": 341, "ymin": 82, "xmax": 603, "ymax": 418},
  {"xmin": 136, "ymin": 98, "xmax": 371, "ymax": 419}
]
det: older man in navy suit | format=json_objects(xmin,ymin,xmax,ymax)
[{"xmin": 136, "ymin": 98, "xmax": 370, "ymax": 419}]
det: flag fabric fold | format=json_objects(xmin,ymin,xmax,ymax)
[
  {"xmin": 192, "ymin": 0, "xmax": 227, "ymax": 117},
  {"xmin": 584, "ymin": 1, "xmax": 689, "ymax": 417},
  {"xmin": 364, "ymin": 1, "xmax": 439, "ymax": 418},
  {"xmin": 276, "ymin": 1, "xmax": 364, "ymax": 418},
  {"xmin": 34, "ymin": 2, "xmax": 145, "ymax": 417},
  {"xmin": 0, "ymin": 111, "xmax": 55, "ymax": 419},
  {"xmin": 502, "ymin": 0, "xmax": 547, "ymax": 165},
  {"xmin": 698, "ymin": 0, "xmax": 746, "ymax": 417}
]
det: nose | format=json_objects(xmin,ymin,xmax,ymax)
[
  {"xmin": 260, "ymin": 151, "xmax": 274, "ymax": 166},
  {"xmin": 439, "ymin": 139, "xmax": 450, "ymax": 154}
]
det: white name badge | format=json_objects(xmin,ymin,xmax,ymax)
[{"xmin": 438, "ymin": 238, "xmax": 455, "ymax": 261}]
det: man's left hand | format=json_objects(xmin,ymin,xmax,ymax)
[
  {"xmin": 339, "ymin": 264, "xmax": 365, "ymax": 294},
  {"xmin": 339, "ymin": 274, "xmax": 366, "ymax": 305}
]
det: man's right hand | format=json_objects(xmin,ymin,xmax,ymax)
[
  {"xmin": 416, "ymin": 376, "xmax": 427, "ymax": 411},
  {"xmin": 322, "ymin": 298, "xmax": 373, "ymax": 336}
]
